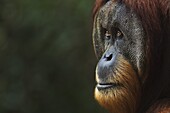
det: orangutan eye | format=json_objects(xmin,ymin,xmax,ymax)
[
  {"xmin": 115, "ymin": 29, "xmax": 123, "ymax": 40},
  {"xmin": 117, "ymin": 30, "xmax": 122, "ymax": 37},
  {"xmin": 105, "ymin": 31, "xmax": 112, "ymax": 40}
]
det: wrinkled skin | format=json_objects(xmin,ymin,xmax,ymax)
[
  {"xmin": 93, "ymin": 1, "xmax": 146, "ymax": 113},
  {"xmin": 92, "ymin": 0, "xmax": 170, "ymax": 113}
]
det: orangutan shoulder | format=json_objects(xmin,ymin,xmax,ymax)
[{"xmin": 146, "ymin": 99, "xmax": 170, "ymax": 113}]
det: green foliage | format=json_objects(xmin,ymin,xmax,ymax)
[{"xmin": 0, "ymin": 0, "xmax": 107, "ymax": 113}]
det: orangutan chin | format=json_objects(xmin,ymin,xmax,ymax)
[{"xmin": 92, "ymin": 0, "xmax": 170, "ymax": 113}]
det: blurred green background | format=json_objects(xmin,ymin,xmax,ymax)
[{"xmin": 0, "ymin": 0, "xmax": 107, "ymax": 113}]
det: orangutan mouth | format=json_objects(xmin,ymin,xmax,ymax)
[{"xmin": 97, "ymin": 83, "xmax": 121, "ymax": 90}]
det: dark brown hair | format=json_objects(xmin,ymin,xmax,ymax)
[{"xmin": 92, "ymin": 0, "xmax": 170, "ymax": 112}]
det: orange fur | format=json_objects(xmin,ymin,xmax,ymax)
[
  {"xmin": 95, "ymin": 55, "xmax": 141, "ymax": 113},
  {"xmin": 93, "ymin": 0, "xmax": 170, "ymax": 112}
]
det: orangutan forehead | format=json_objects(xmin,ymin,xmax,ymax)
[
  {"xmin": 97, "ymin": 1, "xmax": 125, "ymax": 27},
  {"xmin": 97, "ymin": 1, "xmax": 118, "ymax": 28},
  {"xmin": 96, "ymin": 1, "xmax": 135, "ymax": 30}
]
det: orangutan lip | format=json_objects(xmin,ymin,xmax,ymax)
[{"xmin": 97, "ymin": 83, "xmax": 119, "ymax": 90}]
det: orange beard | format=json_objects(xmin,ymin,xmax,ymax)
[{"xmin": 95, "ymin": 56, "xmax": 141, "ymax": 113}]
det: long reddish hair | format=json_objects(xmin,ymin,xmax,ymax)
[
  {"xmin": 93, "ymin": 0, "xmax": 169, "ymax": 42},
  {"xmin": 92, "ymin": 0, "xmax": 170, "ymax": 112}
]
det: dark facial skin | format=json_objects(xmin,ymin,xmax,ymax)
[
  {"xmin": 93, "ymin": 1, "xmax": 147, "ymax": 113},
  {"xmin": 93, "ymin": 0, "xmax": 146, "ymax": 85}
]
